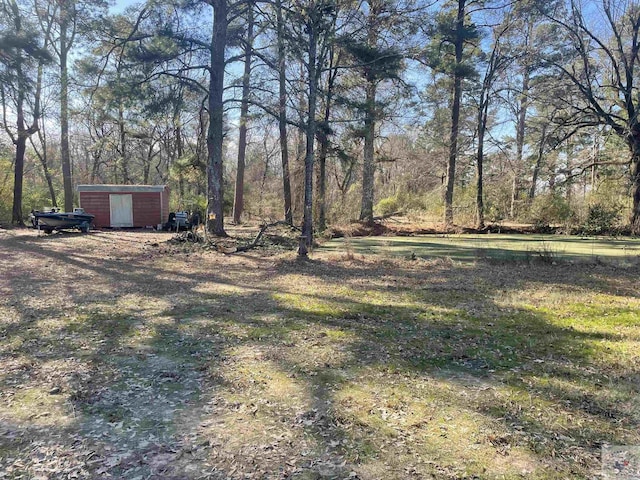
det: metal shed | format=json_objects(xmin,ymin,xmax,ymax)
[{"xmin": 77, "ymin": 185, "xmax": 169, "ymax": 228}]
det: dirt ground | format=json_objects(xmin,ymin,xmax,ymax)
[
  {"xmin": 0, "ymin": 228, "xmax": 290, "ymax": 479},
  {"xmin": 1, "ymin": 227, "xmax": 639, "ymax": 479}
]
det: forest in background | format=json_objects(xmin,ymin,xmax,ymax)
[{"xmin": 1, "ymin": 0, "xmax": 639, "ymax": 249}]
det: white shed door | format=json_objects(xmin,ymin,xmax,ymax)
[{"xmin": 110, "ymin": 194, "xmax": 133, "ymax": 227}]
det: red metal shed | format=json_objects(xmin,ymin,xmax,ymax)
[{"xmin": 77, "ymin": 185, "xmax": 169, "ymax": 228}]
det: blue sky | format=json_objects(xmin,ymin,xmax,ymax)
[{"xmin": 111, "ymin": 0, "xmax": 139, "ymax": 13}]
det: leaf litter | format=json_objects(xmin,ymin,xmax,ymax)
[{"xmin": 0, "ymin": 228, "xmax": 639, "ymax": 479}]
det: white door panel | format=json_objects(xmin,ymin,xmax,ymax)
[{"xmin": 110, "ymin": 194, "xmax": 133, "ymax": 227}]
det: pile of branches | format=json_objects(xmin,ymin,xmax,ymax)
[
  {"xmin": 170, "ymin": 221, "xmax": 300, "ymax": 254},
  {"xmin": 230, "ymin": 221, "xmax": 300, "ymax": 253}
]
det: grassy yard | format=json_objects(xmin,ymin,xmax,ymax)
[
  {"xmin": 1, "ymin": 229, "xmax": 639, "ymax": 479},
  {"xmin": 322, "ymin": 234, "xmax": 640, "ymax": 263}
]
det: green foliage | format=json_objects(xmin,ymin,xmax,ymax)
[
  {"xmin": 422, "ymin": 188, "xmax": 445, "ymax": 219},
  {"xmin": 580, "ymin": 203, "xmax": 621, "ymax": 236},
  {"xmin": 576, "ymin": 177, "xmax": 628, "ymax": 234},
  {"xmin": 452, "ymin": 185, "xmax": 479, "ymax": 225},
  {"xmin": 22, "ymin": 183, "xmax": 58, "ymax": 213},
  {"xmin": 375, "ymin": 190, "xmax": 426, "ymax": 217},
  {"xmin": 341, "ymin": 41, "xmax": 403, "ymax": 82},
  {"xmin": 374, "ymin": 195, "xmax": 401, "ymax": 216},
  {"xmin": 528, "ymin": 192, "xmax": 573, "ymax": 228},
  {"xmin": 422, "ymin": 6, "xmax": 479, "ymax": 79},
  {"xmin": 0, "ymin": 153, "xmax": 56, "ymax": 224},
  {"xmin": 170, "ymin": 191, "xmax": 206, "ymax": 216}
]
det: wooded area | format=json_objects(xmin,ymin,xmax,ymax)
[{"xmin": 1, "ymin": 0, "xmax": 639, "ymax": 251}]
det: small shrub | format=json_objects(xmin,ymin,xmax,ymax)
[
  {"xmin": 527, "ymin": 241, "xmax": 560, "ymax": 264},
  {"xmin": 528, "ymin": 193, "xmax": 574, "ymax": 228},
  {"xmin": 375, "ymin": 190, "xmax": 426, "ymax": 217},
  {"xmin": 375, "ymin": 195, "xmax": 401, "ymax": 216},
  {"xmin": 580, "ymin": 203, "xmax": 621, "ymax": 235}
]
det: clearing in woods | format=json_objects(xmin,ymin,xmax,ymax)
[{"xmin": 1, "ymin": 228, "xmax": 639, "ymax": 479}]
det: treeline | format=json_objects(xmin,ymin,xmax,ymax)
[{"xmin": 1, "ymin": 0, "xmax": 639, "ymax": 250}]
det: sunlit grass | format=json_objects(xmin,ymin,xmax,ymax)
[
  {"xmin": 322, "ymin": 234, "xmax": 640, "ymax": 263},
  {"xmin": 3, "ymin": 230, "xmax": 640, "ymax": 479}
]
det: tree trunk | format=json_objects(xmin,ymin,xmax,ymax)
[
  {"xmin": 316, "ymin": 50, "xmax": 338, "ymax": 233},
  {"xmin": 60, "ymin": 7, "xmax": 73, "ymax": 212},
  {"xmin": 12, "ymin": 135, "xmax": 26, "ymax": 225},
  {"xmin": 510, "ymin": 176, "xmax": 518, "ymax": 218},
  {"xmin": 233, "ymin": 4, "xmax": 253, "ymax": 224},
  {"xmin": 33, "ymin": 58, "xmax": 57, "ymax": 208},
  {"xmin": 360, "ymin": 80, "xmax": 376, "ymax": 225},
  {"xmin": 298, "ymin": 21, "xmax": 317, "ymax": 257},
  {"xmin": 528, "ymin": 123, "xmax": 547, "ymax": 201},
  {"xmin": 294, "ymin": 74, "xmax": 307, "ymax": 220},
  {"xmin": 206, "ymin": 0, "xmax": 228, "ymax": 236},
  {"xmin": 33, "ymin": 129, "xmax": 58, "ymax": 208},
  {"xmin": 316, "ymin": 129, "xmax": 328, "ymax": 232},
  {"xmin": 629, "ymin": 132, "xmax": 640, "ymax": 234},
  {"xmin": 9, "ymin": 2, "xmax": 27, "ymax": 226},
  {"xmin": 444, "ymin": 0, "xmax": 465, "ymax": 228},
  {"xmin": 511, "ymin": 66, "xmax": 530, "ymax": 218},
  {"xmin": 476, "ymin": 97, "xmax": 488, "ymax": 229},
  {"xmin": 118, "ymin": 103, "xmax": 128, "ymax": 183},
  {"xmin": 276, "ymin": 0, "xmax": 293, "ymax": 225}
]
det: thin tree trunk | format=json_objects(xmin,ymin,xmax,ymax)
[
  {"xmin": 510, "ymin": 176, "xmax": 518, "ymax": 217},
  {"xmin": 629, "ymin": 131, "xmax": 640, "ymax": 234},
  {"xmin": 118, "ymin": 104, "xmax": 128, "ymax": 184},
  {"xmin": 8, "ymin": 0, "xmax": 41, "ymax": 225},
  {"xmin": 276, "ymin": 0, "xmax": 293, "ymax": 225},
  {"xmin": 298, "ymin": 22, "xmax": 317, "ymax": 257},
  {"xmin": 511, "ymin": 67, "xmax": 530, "ymax": 218},
  {"xmin": 206, "ymin": 0, "xmax": 227, "ymax": 236},
  {"xmin": 444, "ymin": 0, "xmax": 465, "ymax": 228},
  {"xmin": 528, "ymin": 123, "xmax": 547, "ymax": 201},
  {"xmin": 476, "ymin": 97, "xmax": 488, "ymax": 229},
  {"xmin": 259, "ymin": 139, "xmax": 270, "ymax": 217},
  {"xmin": 360, "ymin": 80, "xmax": 376, "ymax": 225},
  {"xmin": 631, "ymin": 161, "xmax": 640, "ymax": 234},
  {"xmin": 60, "ymin": 7, "xmax": 73, "ymax": 212},
  {"xmin": 233, "ymin": 4, "xmax": 253, "ymax": 224},
  {"xmin": 31, "ymin": 56, "xmax": 57, "ymax": 208},
  {"xmin": 294, "ymin": 71, "xmax": 306, "ymax": 220},
  {"xmin": 360, "ymin": 7, "xmax": 380, "ymax": 226},
  {"xmin": 316, "ymin": 130, "xmax": 328, "ymax": 232},
  {"xmin": 32, "ymin": 127, "xmax": 57, "ymax": 208},
  {"xmin": 316, "ymin": 50, "xmax": 339, "ymax": 232}
]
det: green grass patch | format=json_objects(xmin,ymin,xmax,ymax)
[{"xmin": 322, "ymin": 234, "xmax": 640, "ymax": 263}]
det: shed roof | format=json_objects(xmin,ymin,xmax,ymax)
[{"xmin": 77, "ymin": 184, "xmax": 167, "ymax": 193}]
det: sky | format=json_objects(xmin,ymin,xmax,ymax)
[{"xmin": 111, "ymin": 0, "xmax": 140, "ymax": 14}]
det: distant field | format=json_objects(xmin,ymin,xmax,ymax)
[{"xmin": 321, "ymin": 234, "xmax": 640, "ymax": 263}]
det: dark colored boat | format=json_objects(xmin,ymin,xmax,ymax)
[{"xmin": 30, "ymin": 208, "xmax": 95, "ymax": 233}]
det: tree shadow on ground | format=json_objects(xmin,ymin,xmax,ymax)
[{"xmin": 2, "ymin": 231, "xmax": 639, "ymax": 478}]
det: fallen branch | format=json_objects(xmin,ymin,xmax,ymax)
[
  {"xmin": 171, "ymin": 230, "xmax": 204, "ymax": 243},
  {"xmin": 227, "ymin": 220, "xmax": 299, "ymax": 253},
  {"xmin": 348, "ymin": 211, "xmax": 404, "ymax": 224},
  {"xmin": 373, "ymin": 211, "xmax": 403, "ymax": 221}
]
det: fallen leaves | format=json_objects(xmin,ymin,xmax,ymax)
[{"xmin": 1, "ymin": 229, "xmax": 639, "ymax": 479}]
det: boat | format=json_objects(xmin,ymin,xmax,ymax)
[{"xmin": 30, "ymin": 208, "xmax": 95, "ymax": 233}]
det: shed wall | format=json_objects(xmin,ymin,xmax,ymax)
[
  {"xmin": 132, "ymin": 192, "xmax": 164, "ymax": 227},
  {"xmin": 79, "ymin": 192, "xmax": 111, "ymax": 227},
  {"xmin": 79, "ymin": 189, "xmax": 167, "ymax": 228}
]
